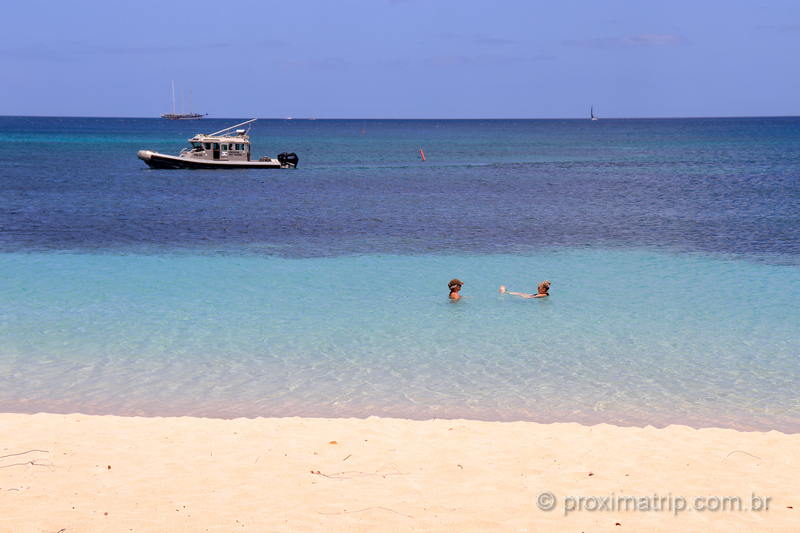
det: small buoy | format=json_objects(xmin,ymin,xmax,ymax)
[{"xmin": 419, "ymin": 148, "xmax": 426, "ymax": 161}]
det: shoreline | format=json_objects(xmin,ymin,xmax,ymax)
[
  {"xmin": 1, "ymin": 412, "xmax": 797, "ymax": 531},
  {"xmin": 1, "ymin": 404, "xmax": 796, "ymax": 435}
]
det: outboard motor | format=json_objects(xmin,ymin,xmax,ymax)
[{"xmin": 277, "ymin": 152, "xmax": 299, "ymax": 168}]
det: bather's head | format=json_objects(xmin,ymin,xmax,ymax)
[
  {"xmin": 537, "ymin": 280, "xmax": 551, "ymax": 295},
  {"xmin": 448, "ymin": 279, "xmax": 464, "ymax": 292}
]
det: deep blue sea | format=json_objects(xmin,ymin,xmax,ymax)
[{"xmin": 1, "ymin": 116, "xmax": 799, "ymax": 431}]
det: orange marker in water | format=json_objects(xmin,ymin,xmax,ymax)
[{"xmin": 419, "ymin": 148, "xmax": 426, "ymax": 161}]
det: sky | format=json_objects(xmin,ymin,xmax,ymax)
[{"xmin": 1, "ymin": 0, "xmax": 799, "ymax": 118}]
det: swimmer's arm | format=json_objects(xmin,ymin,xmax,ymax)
[
  {"xmin": 499, "ymin": 285, "xmax": 534, "ymax": 298},
  {"xmin": 505, "ymin": 291, "xmax": 535, "ymax": 298}
]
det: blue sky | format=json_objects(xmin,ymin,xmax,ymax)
[{"xmin": 1, "ymin": 0, "xmax": 799, "ymax": 118}]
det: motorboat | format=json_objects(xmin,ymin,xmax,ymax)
[{"xmin": 137, "ymin": 119, "xmax": 298, "ymax": 169}]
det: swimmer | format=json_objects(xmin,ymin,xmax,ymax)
[
  {"xmin": 499, "ymin": 280, "xmax": 550, "ymax": 299},
  {"xmin": 448, "ymin": 278, "xmax": 464, "ymax": 301}
]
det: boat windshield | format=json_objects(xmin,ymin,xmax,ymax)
[{"xmin": 191, "ymin": 142, "xmax": 204, "ymax": 149}]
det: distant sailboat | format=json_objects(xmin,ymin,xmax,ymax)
[
  {"xmin": 590, "ymin": 106, "xmax": 598, "ymax": 121},
  {"xmin": 161, "ymin": 81, "xmax": 206, "ymax": 120}
]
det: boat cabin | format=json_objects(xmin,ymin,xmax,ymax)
[{"xmin": 183, "ymin": 129, "xmax": 253, "ymax": 161}]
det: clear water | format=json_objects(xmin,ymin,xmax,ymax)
[{"xmin": 1, "ymin": 117, "xmax": 798, "ymax": 431}]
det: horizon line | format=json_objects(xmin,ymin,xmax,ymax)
[{"xmin": 1, "ymin": 113, "xmax": 799, "ymax": 121}]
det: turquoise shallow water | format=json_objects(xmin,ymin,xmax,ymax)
[{"xmin": 2, "ymin": 249, "xmax": 798, "ymax": 431}]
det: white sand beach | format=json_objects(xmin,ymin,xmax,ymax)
[{"xmin": 0, "ymin": 413, "xmax": 797, "ymax": 532}]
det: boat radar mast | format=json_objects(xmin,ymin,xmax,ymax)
[{"xmin": 209, "ymin": 118, "xmax": 257, "ymax": 136}]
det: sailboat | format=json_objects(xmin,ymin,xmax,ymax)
[
  {"xmin": 161, "ymin": 81, "xmax": 206, "ymax": 120},
  {"xmin": 590, "ymin": 106, "xmax": 598, "ymax": 121}
]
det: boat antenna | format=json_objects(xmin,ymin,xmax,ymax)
[{"xmin": 210, "ymin": 118, "xmax": 258, "ymax": 136}]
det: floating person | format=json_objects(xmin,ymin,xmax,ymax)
[
  {"xmin": 448, "ymin": 278, "xmax": 464, "ymax": 301},
  {"xmin": 499, "ymin": 280, "xmax": 550, "ymax": 299}
]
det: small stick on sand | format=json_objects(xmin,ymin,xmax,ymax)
[
  {"xmin": 0, "ymin": 449, "xmax": 49, "ymax": 460},
  {"xmin": 0, "ymin": 460, "xmax": 51, "ymax": 469}
]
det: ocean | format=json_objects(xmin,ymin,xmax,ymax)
[{"xmin": 1, "ymin": 116, "xmax": 798, "ymax": 431}]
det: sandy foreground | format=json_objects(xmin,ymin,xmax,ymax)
[{"xmin": 0, "ymin": 413, "xmax": 797, "ymax": 532}]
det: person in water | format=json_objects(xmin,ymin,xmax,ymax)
[
  {"xmin": 499, "ymin": 280, "xmax": 550, "ymax": 299},
  {"xmin": 448, "ymin": 278, "xmax": 464, "ymax": 300}
]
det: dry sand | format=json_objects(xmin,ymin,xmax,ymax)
[{"xmin": 0, "ymin": 412, "xmax": 797, "ymax": 532}]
